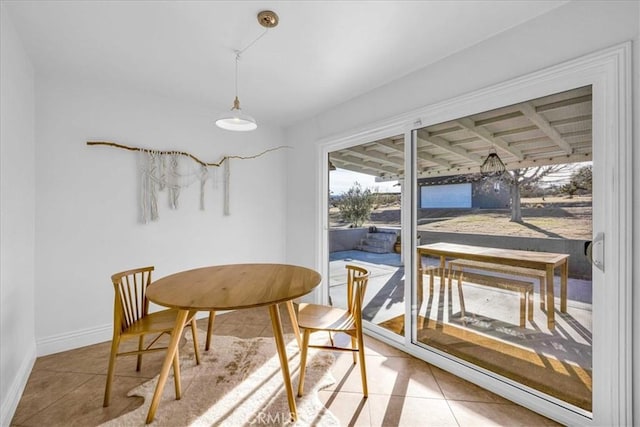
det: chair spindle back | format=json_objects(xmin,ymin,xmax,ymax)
[
  {"xmin": 345, "ymin": 264, "xmax": 370, "ymax": 316},
  {"xmin": 111, "ymin": 266, "xmax": 154, "ymax": 333}
]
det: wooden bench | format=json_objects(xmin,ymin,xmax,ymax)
[
  {"xmin": 450, "ymin": 270, "xmax": 534, "ymax": 328},
  {"xmin": 448, "ymin": 258, "xmax": 547, "ymax": 309}
]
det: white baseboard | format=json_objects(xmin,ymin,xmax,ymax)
[
  {"xmin": 36, "ymin": 311, "xmax": 214, "ymax": 357},
  {"xmin": 0, "ymin": 340, "xmax": 36, "ymax": 427},
  {"xmin": 36, "ymin": 324, "xmax": 112, "ymax": 357}
]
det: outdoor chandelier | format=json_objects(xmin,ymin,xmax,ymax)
[
  {"xmin": 480, "ymin": 149, "xmax": 506, "ymax": 177},
  {"xmin": 216, "ymin": 10, "xmax": 279, "ymax": 132}
]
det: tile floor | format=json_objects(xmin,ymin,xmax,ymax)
[{"xmin": 11, "ymin": 307, "xmax": 561, "ymax": 427}]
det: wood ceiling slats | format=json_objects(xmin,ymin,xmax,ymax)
[
  {"xmin": 535, "ymin": 94, "xmax": 592, "ymax": 113},
  {"xmin": 331, "ymin": 87, "xmax": 592, "ymax": 180}
]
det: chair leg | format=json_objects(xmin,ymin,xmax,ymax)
[
  {"xmin": 173, "ymin": 347, "xmax": 182, "ymax": 400},
  {"xmin": 205, "ymin": 310, "xmax": 215, "ymax": 351},
  {"xmin": 136, "ymin": 335, "xmax": 144, "ymax": 371},
  {"xmin": 351, "ymin": 336, "xmax": 357, "ymax": 364},
  {"xmin": 190, "ymin": 318, "xmax": 201, "ymax": 365},
  {"xmin": 103, "ymin": 335, "xmax": 121, "ymax": 407},
  {"xmin": 297, "ymin": 329, "xmax": 311, "ymax": 397},
  {"xmin": 356, "ymin": 327, "xmax": 368, "ymax": 397},
  {"xmin": 539, "ymin": 278, "xmax": 546, "ymax": 310},
  {"xmin": 528, "ymin": 290, "xmax": 534, "ymax": 322}
]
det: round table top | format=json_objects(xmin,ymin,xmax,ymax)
[{"xmin": 146, "ymin": 263, "xmax": 322, "ymax": 311}]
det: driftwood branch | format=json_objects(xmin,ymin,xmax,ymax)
[{"xmin": 86, "ymin": 141, "xmax": 290, "ymax": 167}]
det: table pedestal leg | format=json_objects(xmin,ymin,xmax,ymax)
[
  {"xmin": 269, "ymin": 304, "xmax": 297, "ymax": 422},
  {"xmin": 145, "ymin": 309, "xmax": 189, "ymax": 424}
]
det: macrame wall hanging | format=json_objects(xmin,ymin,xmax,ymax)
[{"xmin": 87, "ymin": 141, "xmax": 288, "ymax": 223}]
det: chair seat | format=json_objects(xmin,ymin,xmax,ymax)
[
  {"xmin": 123, "ymin": 308, "xmax": 182, "ymax": 336},
  {"xmin": 296, "ymin": 265, "xmax": 369, "ymax": 399},
  {"xmin": 104, "ymin": 266, "xmax": 202, "ymax": 408},
  {"xmin": 297, "ymin": 303, "xmax": 356, "ymax": 332}
]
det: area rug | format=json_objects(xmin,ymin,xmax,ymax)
[{"xmin": 101, "ymin": 332, "xmax": 339, "ymax": 426}]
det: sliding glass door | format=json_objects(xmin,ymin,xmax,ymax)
[
  {"xmin": 411, "ymin": 86, "xmax": 594, "ymax": 414},
  {"xmin": 327, "ymin": 135, "xmax": 406, "ymax": 338},
  {"xmin": 320, "ymin": 45, "xmax": 631, "ymax": 426}
]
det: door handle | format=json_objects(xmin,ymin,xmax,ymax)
[{"xmin": 586, "ymin": 232, "xmax": 604, "ymax": 272}]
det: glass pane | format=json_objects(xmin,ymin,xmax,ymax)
[
  {"xmin": 328, "ymin": 135, "xmax": 405, "ymax": 336},
  {"xmin": 413, "ymin": 87, "xmax": 593, "ymax": 413}
]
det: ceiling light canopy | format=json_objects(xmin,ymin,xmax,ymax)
[{"xmin": 216, "ymin": 10, "xmax": 279, "ymax": 132}]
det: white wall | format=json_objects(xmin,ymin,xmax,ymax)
[
  {"xmin": 284, "ymin": 0, "xmax": 639, "ymax": 422},
  {"xmin": 33, "ymin": 76, "xmax": 289, "ymax": 355},
  {"xmin": 0, "ymin": 5, "xmax": 37, "ymax": 425}
]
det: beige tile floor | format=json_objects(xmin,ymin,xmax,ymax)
[{"xmin": 11, "ymin": 307, "xmax": 561, "ymax": 427}]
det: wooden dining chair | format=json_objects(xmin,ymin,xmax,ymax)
[
  {"xmin": 103, "ymin": 266, "xmax": 201, "ymax": 407},
  {"xmin": 296, "ymin": 264, "xmax": 370, "ymax": 397}
]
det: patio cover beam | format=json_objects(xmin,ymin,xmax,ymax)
[
  {"xmin": 456, "ymin": 117, "xmax": 525, "ymax": 160},
  {"xmin": 519, "ymin": 102, "xmax": 573, "ymax": 155},
  {"xmin": 331, "ymin": 153, "xmax": 400, "ymax": 177},
  {"xmin": 416, "ymin": 129, "xmax": 483, "ymax": 164}
]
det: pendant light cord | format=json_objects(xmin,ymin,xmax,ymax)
[
  {"xmin": 234, "ymin": 52, "xmax": 239, "ymax": 100},
  {"xmin": 238, "ymin": 28, "xmax": 269, "ymax": 56},
  {"xmin": 216, "ymin": 10, "xmax": 277, "ymax": 130},
  {"xmin": 233, "ymin": 27, "xmax": 269, "ymax": 101}
]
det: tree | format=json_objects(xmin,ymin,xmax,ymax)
[
  {"xmin": 495, "ymin": 165, "xmax": 567, "ymax": 223},
  {"xmin": 560, "ymin": 165, "xmax": 592, "ymax": 198},
  {"xmin": 337, "ymin": 182, "xmax": 374, "ymax": 227}
]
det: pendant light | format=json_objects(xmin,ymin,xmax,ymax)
[
  {"xmin": 480, "ymin": 149, "xmax": 506, "ymax": 177},
  {"xmin": 215, "ymin": 52, "xmax": 257, "ymax": 131},
  {"xmin": 215, "ymin": 10, "xmax": 279, "ymax": 132}
]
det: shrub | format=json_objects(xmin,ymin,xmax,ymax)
[{"xmin": 337, "ymin": 182, "xmax": 374, "ymax": 227}]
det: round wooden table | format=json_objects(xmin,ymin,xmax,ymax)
[{"xmin": 144, "ymin": 263, "xmax": 322, "ymax": 424}]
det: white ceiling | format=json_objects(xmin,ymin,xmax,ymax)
[{"xmin": 5, "ymin": 1, "xmax": 567, "ymax": 128}]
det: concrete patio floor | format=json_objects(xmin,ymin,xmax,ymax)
[{"xmin": 329, "ymin": 249, "xmax": 593, "ymax": 371}]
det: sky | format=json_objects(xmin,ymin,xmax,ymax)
[
  {"xmin": 329, "ymin": 161, "xmax": 592, "ymax": 196},
  {"xmin": 329, "ymin": 168, "xmax": 400, "ymax": 195}
]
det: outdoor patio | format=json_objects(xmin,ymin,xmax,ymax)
[{"xmin": 329, "ymin": 249, "xmax": 593, "ymax": 411}]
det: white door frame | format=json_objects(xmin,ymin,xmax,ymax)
[{"xmin": 318, "ymin": 42, "xmax": 632, "ymax": 426}]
